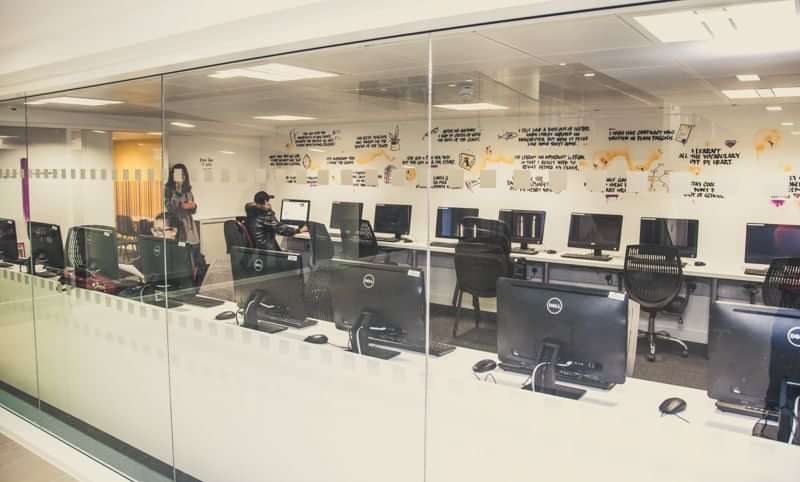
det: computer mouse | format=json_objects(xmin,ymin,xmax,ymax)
[
  {"xmin": 215, "ymin": 311, "xmax": 237, "ymax": 320},
  {"xmin": 545, "ymin": 249, "xmax": 557, "ymax": 255},
  {"xmin": 659, "ymin": 397, "xmax": 687, "ymax": 415},
  {"xmin": 304, "ymin": 334, "xmax": 328, "ymax": 344},
  {"xmin": 472, "ymin": 359, "xmax": 497, "ymax": 374},
  {"xmin": 694, "ymin": 261, "xmax": 706, "ymax": 267}
]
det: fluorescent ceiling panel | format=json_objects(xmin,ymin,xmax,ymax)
[
  {"xmin": 209, "ymin": 63, "xmax": 338, "ymax": 82},
  {"xmin": 433, "ymin": 103, "xmax": 509, "ymax": 111},
  {"xmin": 773, "ymin": 87, "xmax": 800, "ymax": 97},
  {"xmin": 253, "ymin": 115, "xmax": 317, "ymax": 121},
  {"xmin": 736, "ymin": 74, "xmax": 760, "ymax": 82},
  {"xmin": 26, "ymin": 96, "xmax": 123, "ymax": 106},
  {"xmin": 170, "ymin": 122, "xmax": 196, "ymax": 128}
]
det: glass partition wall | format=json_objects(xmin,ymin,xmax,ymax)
[{"xmin": 1, "ymin": 1, "xmax": 800, "ymax": 481}]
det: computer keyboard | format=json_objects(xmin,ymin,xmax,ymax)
[
  {"xmin": 242, "ymin": 321, "xmax": 287, "ymax": 334},
  {"xmin": 430, "ymin": 241, "xmax": 457, "ymax": 248},
  {"xmin": 511, "ymin": 248, "xmax": 539, "ymax": 255},
  {"xmin": 715, "ymin": 401, "xmax": 778, "ymax": 421},
  {"xmin": 370, "ymin": 335, "xmax": 456, "ymax": 357},
  {"xmin": 561, "ymin": 253, "xmax": 612, "ymax": 262},
  {"xmin": 35, "ymin": 270, "xmax": 60, "ymax": 279},
  {"xmin": 375, "ymin": 236, "xmax": 402, "ymax": 243},
  {"xmin": 173, "ymin": 294, "xmax": 225, "ymax": 308},
  {"xmin": 744, "ymin": 267, "xmax": 768, "ymax": 276},
  {"xmin": 261, "ymin": 312, "xmax": 317, "ymax": 329},
  {"xmin": 499, "ymin": 363, "xmax": 613, "ymax": 389},
  {"xmin": 144, "ymin": 298, "xmax": 185, "ymax": 309}
]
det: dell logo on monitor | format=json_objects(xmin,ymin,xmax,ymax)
[
  {"xmin": 788, "ymin": 327, "xmax": 800, "ymax": 348},
  {"xmin": 153, "ymin": 245, "xmax": 161, "ymax": 256},
  {"xmin": 253, "ymin": 259, "xmax": 264, "ymax": 273},
  {"xmin": 546, "ymin": 297, "xmax": 563, "ymax": 315},
  {"xmin": 362, "ymin": 273, "xmax": 375, "ymax": 289}
]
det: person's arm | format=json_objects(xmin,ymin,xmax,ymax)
[{"xmin": 181, "ymin": 192, "xmax": 197, "ymax": 213}]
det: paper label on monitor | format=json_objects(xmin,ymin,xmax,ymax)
[
  {"xmin": 407, "ymin": 269, "xmax": 421, "ymax": 278},
  {"xmin": 288, "ymin": 255, "xmax": 298, "ymax": 262},
  {"xmin": 178, "ymin": 242, "xmax": 186, "ymax": 247},
  {"xmin": 103, "ymin": 232, "xmax": 110, "ymax": 237},
  {"xmin": 608, "ymin": 292, "xmax": 625, "ymax": 301}
]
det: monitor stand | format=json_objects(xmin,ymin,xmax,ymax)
[
  {"xmin": 511, "ymin": 241, "xmax": 539, "ymax": 255},
  {"xmin": 561, "ymin": 248, "xmax": 612, "ymax": 262},
  {"xmin": 522, "ymin": 342, "xmax": 586, "ymax": 400},
  {"xmin": 349, "ymin": 310, "xmax": 400, "ymax": 360},
  {"xmin": 752, "ymin": 380, "xmax": 800, "ymax": 445}
]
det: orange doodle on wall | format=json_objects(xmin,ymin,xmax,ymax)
[
  {"xmin": 754, "ymin": 129, "xmax": 782, "ymax": 158},
  {"xmin": 591, "ymin": 148, "xmax": 662, "ymax": 171},
  {"xmin": 356, "ymin": 149, "xmax": 393, "ymax": 165},
  {"xmin": 477, "ymin": 145, "xmax": 513, "ymax": 171}
]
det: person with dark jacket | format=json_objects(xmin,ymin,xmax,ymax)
[{"xmin": 245, "ymin": 191, "xmax": 307, "ymax": 251}]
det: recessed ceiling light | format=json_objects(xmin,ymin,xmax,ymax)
[
  {"xmin": 736, "ymin": 74, "xmax": 760, "ymax": 82},
  {"xmin": 209, "ymin": 63, "xmax": 338, "ymax": 82},
  {"xmin": 26, "ymin": 96, "xmax": 124, "ymax": 106},
  {"xmin": 147, "ymin": 132, "xmax": 162, "ymax": 136},
  {"xmin": 92, "ymin": 130, "xmax": 107, "ymax": 134},
  {"xmin": 766, "ymin": 106, "xmax": 783, "ymax": 111},
  {"xmin": 253, "ymin": 115, "xmax": 316, "ymax": 121},
  {"xmin": 0, "ymin": 135, "xmax": 17, "ymax": 139},
  {"xmin": 220, "ymin": 150, "xmax": 235, "ymax": 155},
  {"xmin": 170, "ymin": 122, "xmax": 196, "ymax": 128},
  {"xmin": 756, "ymin": 88, "xmax": 775, "ymax": 98},
  {"xmin": 433, "ymin": 103, "xmax": 508, "ymax": 111},
  {"xmin": 465, "ymin": 79, "xmax": 474, "ymax": 83},
  {"xmin": 773, "ymin": 87, "xmax": 800, "ymax": 97},
  {"xmin": 722, "ymin": 89, "xmax": 768, "ymax": 99},
  {"xmin": 583, "ymin": 72, "xmax": 596, "ymax": 77},
  {"xmin": 781, "ymin": 122, "xmax": 794, "ymax": 126},
  {"xmin": 559, "ymin": 62, "xmax": 567, "ymax": 66},
  {"xmin": 448, "ymin": 84, "xmax": 457, "ymax": 87},
  {"xmin": 792, "ymin": 131, "xmax": 800, "ymax": 135}
]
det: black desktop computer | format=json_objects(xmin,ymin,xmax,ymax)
[
  {"xmin": 744, "ymin": 223, "xmax": 800, "ymax": 276},
  {"xmin": 0, "ymin": 218, "xmax": 20, "ymax": 267},
  {"xmin": 562, "ymin": 212, "xmax": 623, "ymax": 261},
  {"xmin": 328, "ymin": 258, "xmax": 454, "ymax": 358},
  {"xmin": 230, "ymin": 246, "xmax": 313, "ymax": 332},
  {"xmin": 497, "ymin": 278, "xmax": 628, "ymax": 399},
  {"xmin": 330, "ymin": 201, "xmax": 363, "ymax": 234},
  {"xmin": 639, "ymin": 217, "xmax": 699, "ymax": 259},
  {"xmin": 373, "ymin": 203, "xmax": 412, "ymax": 242},
  {"xmin": 280, "ymin": 199, "xmax": 311, "ymax": 226},
  {"xmin": 709, "ymin": 300, "xmax": 800, "ymax": 445},
  {"xmin": 28, "ymin": 222, "xmax": 65, "ymax": 277},
  {"xmin": 432, "ymin": 207, "xmax": 479, "ymax": 248},
  {"xmin": 65, "ymin": 225, "xmax": 121, "ymax": 280},
  {"xmin": 499, "ymin": 209, "xmax": 545, "ymax": 255}
]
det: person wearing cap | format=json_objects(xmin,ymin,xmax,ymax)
[{"xmin": 245, "ymin": 191, "xmax": 308, "ymax": 251}]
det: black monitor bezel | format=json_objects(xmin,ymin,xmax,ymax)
[
  {"xmin": 639, "ymin": 217, "xmax": 699, "ymax": 259},
  {"xmin": 745, "ymin": 223, "xmax": 800, "ymax": 265},
  {"xmin": 373, "ymin": 203, "xmax": 412, "ymax": 236},
  {"xmin": 280, "ymin": 199, "xmax": 311, "ymax": 226},
  {"xmin": 567, "ymin": 212, "xmax": 623, "ymax": 252},
  {"xmin": 435, "ymin": 206, "xmax": 479, "ymax": 239},
  {"xmin": 498, "ymin": 209, "xmax": 546, "ymax": 245},
  {"xmin": 29, "ymin": 221, "xmax": 65, "ymax": 269},
  {"xmin": 329, "ymin": 201, "xmax": 364, "ymax": 231},
  {"xmin": 0, "ymin": 217, "xmax": 18, "ymax": 261}
]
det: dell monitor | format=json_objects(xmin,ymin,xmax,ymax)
[
  {"xmin": 745, "ymin": 223, "xmax": 800, "ymax": 265},
  {"xmin": 639, "ymin": 217, "xmax": 699, "ymax": 259},
  {"xmin": 497, "ymin": 278, "xmax": 628, "ymax": 400},
  {"xmin": 373, "ymin": 204, "xmax": 412, "ymax": 241},
  {"xmin": 230, "ymin": 246, "xmax": 307, "ymax": 333},
  {"xmin": 65, "ymin": 225, "xmax": 120, "ymax": 280},
  {"xmin": 328, "ymin": 258, "xmax": 426, "ymax": 359},
  {"xmin": 29, "ymin": 222, "xmax": 65, "ymax": 275},
  {"xmin": 435, "ymin": 207, "xmax": 479, "ymax": 240},
  {"xmin": 565, "ymin": 212, "xmax": 623, "ymax": 260},
  {"xmin": 709, "ymin": 300, "xmax": 800, "ymax": 445},
  {"xmin": 280, "ymin": 199, "xmax": 311, "ymax": 226},
  {"xmin": 330, "ymin": 201, "xmax": 363, "ymax": 233},
  {"xmin": 137, "ymin": 236, "xmax": 193, "ymax": 290},
  {"xmin": 0, "ymin": 218, "xmax": 19, "ymax": 266},
  {"xmin": 499, "ymin": 209, "xmax": 546, "ymax": 254}
]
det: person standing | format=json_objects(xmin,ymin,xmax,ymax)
[{"xmin": 165, "ymin": 164, "xmax": 205, "ymax": 284}]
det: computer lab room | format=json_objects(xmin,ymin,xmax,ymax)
[{"xmin": 1, "ymin": 2, "xmax": 799, "ymax": 481}]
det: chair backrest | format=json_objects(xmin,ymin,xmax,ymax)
[
  {"xmin": 454, "ymin": 218, "xmax": 512, "ymax": 298},
  {"xmin": 623, "ymin": 244, "xmax": 683, "ymax": 311},
  {"xmin": 223, "ymin": 219, "xmax": 253, "ymax": 254},
  {"xmin": 307, "ymin": 221, "xmax": 334, "ymax": 265},
  {"xmin": 340, "ymin": 219, "xmax": 380, "ymax": 260},
  {"xmin": 763, "ymin": 257, "xmax": 800, "ymax": 308},
  {"xmin": 137, "ymin": 219, "xmax": 153, "ymax": 236},
  {"xmin": 115, "ymin": 215, "xmax": 136, "ymax": 236}
]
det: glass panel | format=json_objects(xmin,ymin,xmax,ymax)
[
  {"xmin": 25, "ymin": 79, "xmax": 175, "ymax": 481},
  {"xmin": 163, "ymin": 36, "xmax": 431, "ymax": 481},
  {"xmin": 427, "ymin": 3, "xmax": 800, "ymax": 481},
  {"xmin": 0, "ymin": 98, "xmax": 39, "ymax": 419}
]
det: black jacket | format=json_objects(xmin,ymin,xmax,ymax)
[{"xmin": 245, "ymin": 203, "xmax": 297, "ymax": 251}]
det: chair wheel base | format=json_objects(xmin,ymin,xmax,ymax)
[
  {"xmin": 647, "ymin": 354, "xmax": 656, "ymax": 362},
  {"xmin": 681, "ymin": 350, "xmax": 689, "ymax": 358}
]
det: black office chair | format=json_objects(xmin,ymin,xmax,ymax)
[
  {"xmin": 305, "ymin": 221, "xmax": 335, "ymax": 320},
  {"xmin": 452, "ymin": 217, "xmax": 512, "ymax": 338},
  {"xmin": 115, "ymin": 215, "xmax": 137, "ymax": 261},
  {"xmin": 341, "ymin": 220, "xmax": 380, "ymax": 260},
  {"xmin": 623, "ymin": 244, "xmax": 689, "ymax": 362},
  {"xmin": 307, "ymin": 221, "xmax": 334, "ymax": 266},
  {"xmin": 763, "ymin": 257, "xmax": 800, "ymax": 308}
]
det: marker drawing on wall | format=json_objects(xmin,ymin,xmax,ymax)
[
  {"xmin": 754, "ymin": 128, "xmax": 782, "ymax": 158},
  {"xmin": 422, "ymin": 126, "xmax": 439, "ymax": 140},
  {"xmin": 675, "ymin": 124, "xmax": 694, "ymax": 145},
  {"xmin": 389, "ymin": 125, "xmax": 400, "ymax": 151},
  {"xmin": 497, "ymin": 131, "xmax": 518, "ymax": 141}
]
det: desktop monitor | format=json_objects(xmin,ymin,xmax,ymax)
[
  {"xmin": 567, "ymin": 213, "xmax": 623, "ymax": 256},
  {"xmin": 65, "ymin": 225, "xmax": 120, "ymax": 279},
  {"xmin": 499, "ymin": 210, "xmax": 545, "ymax": 250},
  {"xmin": 328, "ymin": 258, "xmax": 425, "ymax": 357},
  {"xmin": 639, "ymin": 217, "xmax": 699, "ymax": 259},
  {"xmin": 497, "ymin": 278, "xmax": 628, "ymax": 399},
  {"xmin": 330, "ymin": 202, "xmax": 363, "ymax": 232},
  {"xmin": 0, "ymin": 218, "xmax": 18, "ymax": 262},
  {"xmin": 230, "ymin": 246, "xmax": 306, "ymax": 322},
  {"xmin": 29, "ymin": 222, "xmax": 65, "ymax": 270},
  {"xmin": 373, "ymin": 204, "xmax": 412, "ymax": 240},
  {"xmin": 708, "ymin": 300, "xmax": 800, "ymax": 444},
  {"xmin": 137, "ymin": 235, "xmax": 193, "ymax": 291},
  {"xmin": 436, "ymin": 207, "xmax": 479, "ymax": 239},
  {"xmin": 745, "ymin": 223, "xmax": 800, "ymax": 265},
  {"xmin": 280, "ymin": 199, "xmax": 311, "ymax": 226}
]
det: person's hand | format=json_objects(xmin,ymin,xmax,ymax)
[{"xmin": 181, "ymin": 201, "xmax": 195, "ymax": 210}]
